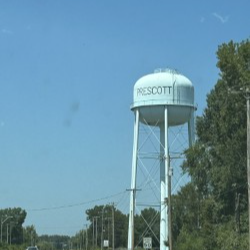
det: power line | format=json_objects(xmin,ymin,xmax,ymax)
[{"xmin": 27, "ymin": 190, "xmax": 127, "ymax": 212}]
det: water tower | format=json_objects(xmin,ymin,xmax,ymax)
[{"xmin": 127, "ymin": 68, "xmax": 195, "ymax": 250}]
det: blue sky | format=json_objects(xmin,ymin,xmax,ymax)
[{"xmin": 0, "ymin": 0, "xmax": 249, "ymax": 236}]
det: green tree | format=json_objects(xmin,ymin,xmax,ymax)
[
  {"xmin": 85, "ymin": 204, "xmax": 127, "ymax": 248},
  {"xmin": 172, "ymin": 183, "xmax": 200, "ymax": 241},
  {"xmin": 0, "ymin": 208, "xmax": 26, "ymax": 244},
  {"xmin": 175, "ymin": 227, "xmax": 204, "ymax": 250},
  {"xmin": 183, "ymin": 39, "xmax": 250, "ymax": 219},
  {"xmin": 38, "ymin": 234, "xmax": 70, "ymax": 250},
  {"xmin": 134, "ymin": 208, "xmax": 160, "ymax": 248},
  {"xmin": 23, "ymin": 225, "xmax": 38, "ymax": 246},
  {"xmin": 180, "ymin": 39, "xmax": 250, "ymax": 248}
]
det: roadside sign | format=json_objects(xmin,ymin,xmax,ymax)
[
  {"xmin": 143, "ymin": 237, "xmax": 152, "ymax": 249},
  {"xmin": 103, "ymin": 240, "xmax": 109, "ymax": 248}
]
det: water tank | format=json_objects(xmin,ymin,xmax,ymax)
[{"xmin": 131, "ymin": 69, "xmax": 195, "ymax": 126}]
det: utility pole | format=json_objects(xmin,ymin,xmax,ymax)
[
  {"xmin": 167, "ymin": 156, "xmax": 173, "ymax": 250},
  {"xmin": 93, "ymin": 216, "xmax": 99, "ymax": 249},
  {"xmin": 85, "ymin": 224, "xmax": 88, "ymax": 250},
  {"xmin": 247, "ymin": 88, "xmax": 250, "ymax": 250},
  {"xmin": 112, "ymin": 203, "xmax": 115, "ymax": 250},
  {"xmin": 101, "ymin": 206, "xmax": 105, "ymax": 250},
  {"xmin": 6, "ymin": 224, "xmax": 8, "ymax": 244},
  {"xmin": 1, "ymin": 216, "xmax": 13, "ymax": 243},
  {"xmin": 92, "ymin": 218, "xmax": 95, "ymax": 249},
  {"xmin": 95, "ymin": 217, "xmax": 98, "ymax": 248}
]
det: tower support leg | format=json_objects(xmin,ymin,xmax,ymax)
[
  {"xmin": 160, "ymin": 107, "xmax": 169, "ymax": 250},
  {"xmin": 128, "ymin": 109, "xmax": 140, "ymax": 250}
]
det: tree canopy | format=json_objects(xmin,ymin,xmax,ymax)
[{"xmin": 179, "ymin": 39, "xmax": 250, "ymax": 249}]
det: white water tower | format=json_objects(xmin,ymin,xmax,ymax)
[{"xmin": 127, "ymin": 68, "xmax": 195, "ymax": 250}]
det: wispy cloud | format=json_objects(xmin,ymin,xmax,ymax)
[
  {"xmin": 25, "ymin": 25, "xmax": 32, "ymax": 31},
  {"xmin": 200, "ymin": 17, "xmax": 205, "ymax": 23},
  {"xmin": 212, "ymin": 12, "xmax": 229, "ymax": 23},
  {"xmin": 1, "ymin": 28, "xmax": 13, "ymax": 34}
]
